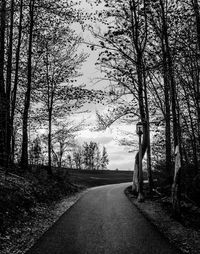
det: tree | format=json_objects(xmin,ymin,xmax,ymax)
[
  {"xmin": 83, "ymin": 142, "xmax": 98, "ymax": 170},
  {"xmin": 21, "ymin": 0, "xmax": 36, "ymax": 169},
  {"xmin": 33, "ymin": 37, "xmax": 88, "ymax": 174},
  {"xmin": 29, "ymin": 136, "xmax": 42, "ymax": 165},
  {"xmin": 51, "ymin": 123, "xmax": 81, "ymax": 168},
  {"xmin": 0, "ymin": 0, "xmax": 6, "ymax": 166},
  {"xmin": 73, "ymin": 146, "xmax": 83, "ymax": 170},
  {"xmin": 90, "ymin": 0, "xmax": 151, "ymax": 200},
  {"xmin": 100, "ymin": 146, "xmax": 109, "ymax": 170},
  {"xmin": 19, "ymin": 0, "xmax": 90, "ymax": 173},
  {"xmin": 10, "ymin": 0, "xmax": 24, "ymax": 163},
  {"xmin": 75, "ymin": 142, "xmax": 108, "ymax": 170}
]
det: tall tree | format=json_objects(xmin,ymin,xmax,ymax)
[
  {"xmin": 10, "ymin": 0, "xmax": 24, "ymax": 162},
  {"xmin": 5, "ymin": 0, "xmax": 15, "ymax": 166},
  {"xmin": 21, "ymin": 0, "xmax": 35, "ymax": 169},
  {"xmin": 91, "ymin": 0, "xmax": 151, "ymax": 200},
  {"xmin": 0, "ymin": 0, "xmax": 6, "ymax": 166}
]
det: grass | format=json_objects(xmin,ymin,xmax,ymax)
[{"xmin": 68, "ymin": 169, "xmax": 133, "ymax": 187}]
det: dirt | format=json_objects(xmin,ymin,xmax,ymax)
[{"xmin": 125, "ymin": 186, "xmax": 200, "ymax": 254}]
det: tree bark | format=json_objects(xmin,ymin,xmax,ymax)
[
  {"xmin": 0, "ymin": 0, "xmax": 6, "ymax": 166},
  {"xmin": 48, "ymin": 108, "xmax": 53, "ymax": 175},
  {"xmin": 143, "ymin": 61, "xmax": 153, "ymax": 195},
  {"xmin": 161, "ymin": 39, "xmax": 172, "ymax": 175},
  {"xmin": 192, "ymin": 0, "xmax": 200, "ymax": 156},
  {"xmin": 160, "ymin": 0, "xmax": 181, "ymax": 217},
  {"xmin": 130, "ymin": 0, "xmax": 149, "ymax": 200},
  {"xmin": 5, "ymin": 0, "xmax": 15, "ymax": 168},
  {"xmin": 10, "ymin": 0, "xmax": 23, "ymax": 163},
  {"xmin": 21, "ymin": 0, "xmax": 35, "ymax": 169},
  {"xmin": 132, "ymin": 121, "xmax": 148, "ymax": 197}
]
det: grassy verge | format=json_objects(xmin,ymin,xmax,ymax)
[{"xmin": 0, "ymin": 166, "xmax": 83, "ymax": 254}]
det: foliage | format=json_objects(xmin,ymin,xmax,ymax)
[
  {"xmin": 72, "ymin": 142, "xmax": 109, "ymax": 170},
  {"xmin": 29, "ymin": 137, "xmax": 42, "ymax": 165}
]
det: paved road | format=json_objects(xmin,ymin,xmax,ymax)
[{"xmin": 26, "ymin": 183, "xmax": 181, "ymax": 254}]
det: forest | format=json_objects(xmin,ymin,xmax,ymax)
[{"xmin": 0, "ymin": 0, "xmax": 200, "ymax": 226}]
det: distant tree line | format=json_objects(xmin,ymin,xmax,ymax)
[
  {"xmin": 28, "ymin": 138, "xmax": 109, "ymax": 170},
  {"xmin": 73, "ymin": 142, "xmax": 109, "ymax": 170}
]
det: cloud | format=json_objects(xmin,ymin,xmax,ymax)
[{"xmin": 77, "ymin": 129, "xmax": 113, "ymax": 145}]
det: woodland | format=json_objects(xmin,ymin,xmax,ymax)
[
  {"xmin": 91, "ymin": 0, "xmax": 200, "ymax": 217},
  {"xmin": 0, "ymin": 0, "xmax": 200, "ymax": 241}
]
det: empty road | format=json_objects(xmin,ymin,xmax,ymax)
[{"xmin": 26, "ymin": 183, "xmax": 181, "ymax": 254}]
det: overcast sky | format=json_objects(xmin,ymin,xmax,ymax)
[{"xmin": 70, "ymin": 0, "xmax": 137, "ymax": 171}]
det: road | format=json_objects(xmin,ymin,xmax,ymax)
[{"xmin": 26, "ymin": 183, "xmax": 181, "ymax": 254}]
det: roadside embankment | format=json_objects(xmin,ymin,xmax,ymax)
[
  {"xmin": 0, "ymin": 167, "xmax": 85, "ymax": 254},
  {"xmin": 125, "ymin": 185, "xmax": 200, "ymax": 254}
]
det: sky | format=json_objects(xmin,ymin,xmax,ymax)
[{"xmin": 70, "ymin": 0, "xmax": 138, "ymax": 171}]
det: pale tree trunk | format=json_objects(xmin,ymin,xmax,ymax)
[
  {"xmin": 132, "ymin": 121, "xmax": 148, "ymax": 201},
  {"xmin": 144, "ymin": 63, "xmax": 153, "ymax": 195},
  {"xmin": 172, "ymin": 145, "xmax": 181, "ymax": 216},
  {"xmin": 133, "ymin": 54, "xmax": 148, "ymax": 202}
]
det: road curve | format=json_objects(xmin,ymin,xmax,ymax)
[{"xmin": 26, "ymin": 183, "xmax": 181, "ymax": 254}]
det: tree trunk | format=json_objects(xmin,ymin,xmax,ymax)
[
  {"xmin": 48, "ymin": 109, "xmax": 53, "ymax": 176},
  {"xmin": 192, "ymin": 0, "xmax": 200, "ymax": 158},
  {"xmin": 161, "ymin": 41, "xmax": 172, "ymax": 175},
  {"xmin": 130, "ymin": 0, "xmax": 149, "ymax": 201},
  {"xmin": 132, "ymin": 121, "xmax": 148, "ymax": 198},
  {"xmin": 5, "ymin": 0, "xmax": 15, "ymax": 168},
  {"xmin": 182, "ymin": 83, "xmax": 199, "ymax": 169},
  {"xmin": 132, "ymin": 56, "xmax": 148, "ymax": 200},
  {"xmin": 160, "ymin": 0, "xmax": 173, "ymax": 177},
  {"xmin": 160, "ymin": 0, "xmax": 181, "ymax": 217},
  {"xmin": 143, "ymin": 62, "xmax": 153, "ymax": 195},
  {"xmin": 0, "ymin": 0, "xmax": 6, "ymax": 166},
  {"xmin": 10, "ymin": 0, "xmax": 23, "ymax": 163},
  {"xmin": 21, "ymin": 0, "xmax": 35, "ymax": 169}
]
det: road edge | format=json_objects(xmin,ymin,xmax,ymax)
[
  {"xmin": 124, "ymin": 185, "xmax": 199, "ymax": 254},
  {"xmin": 2, "ymin": 189, "xmax": 88, "ymax": 254}
]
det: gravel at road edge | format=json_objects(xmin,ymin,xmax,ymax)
[{"xmin": 125, "ymin": 187, "xmax": 200, "ymax": 254}]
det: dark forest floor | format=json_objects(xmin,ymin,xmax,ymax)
[{"xmin": 0, "ymin": 166, "xmax": 83, "ymax": 254}]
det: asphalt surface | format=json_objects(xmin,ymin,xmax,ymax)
[{"xmin": 26, "ymin": 183, "xmax": 181, "ymax": 254}]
